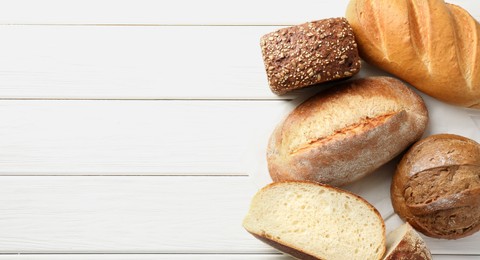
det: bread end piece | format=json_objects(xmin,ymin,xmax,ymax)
[
  {"xmin": 384, "ymin": 223, "xmax": 432, "ymax": 260},
  {"xmin": 261, "ymin": 18, "xmax": 361, "ymax": 95}
]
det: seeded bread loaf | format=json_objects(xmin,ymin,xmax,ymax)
[
  {"xmin": 384, "ymin": 223, "xmax": 432, "ymax": 260},
  {"xmin": 391, "ymin": 134, "xmax": 480, "ymax": 239},
  {"xmin": 346, "ymin": 0, "xmax": 480, "ymax": 108},
  {"xmin": 260, "ymin": 18, "xmax": 361, "ymax": 95},
  {"xmin": 243, "ymin": 181, "xmax": 386, "ymax": 260},
  {"xmin": 267, "ymin": 77, "xmax": 428, "ymax": 187}
]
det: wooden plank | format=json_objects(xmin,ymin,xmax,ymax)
[
  {"xmin": 0, "ymin": 100, "xmax": 284, "ymax": 175},
  {"xmin": 0, "ymin": 0, "xmax": 349, "ymax": 25},
  {"xmin": 0, "ymin": 0, "xmax": 476, "ymax": 25},
  {"xmin": 0, "ymin": 26, "xmax": 284, "ymax": 100},
  {"xmin": 0, "ymin": 176, "xmax": 265, "ymax": 253}
]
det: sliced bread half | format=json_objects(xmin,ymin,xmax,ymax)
[{"xmin": 243, "ymin": 181, "xmax": 386, "ymax": 260}]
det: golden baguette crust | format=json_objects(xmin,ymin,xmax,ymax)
[
  {"xmin": 346, "ymin": 0, "xmax": 480, "ymax": 109},
  {"xmin": 267, "ymin": 77, "xmax": 428, "ymax": 187},
  {"xmin": 391, "ymin": 134, "xmax": 480, "ymax": 239}
]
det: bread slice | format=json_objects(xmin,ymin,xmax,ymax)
[
  {"xmin": 243, "ymin": 181, "xmax": 386, "ymax": 260},
  {"xmin": 384, "ymin": 223, "xmax": 432, "ymax": 260}
]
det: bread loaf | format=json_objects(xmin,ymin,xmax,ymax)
[
  {"xmin": 384, "ymin": 223, "xmax": 432, "ymax": 260},
  {"xmin": 267, "ymin": 77, "xmax": 428, "ymax": 187},
  {"xmin": 391, "ymin": 134, "xmax": 480, "ymax": 239},
  {"xmin": 345, "ymin": 0, "xmax": 480, "ymax": 109},
  {"xmin": 260, "ymin": 18, "xmax": 361, "ymax": 95},
  {"xmin": 243, "ymin": 181, "xmax": 386, "ymax": 260}
]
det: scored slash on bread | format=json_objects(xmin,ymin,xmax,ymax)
[
  {"xmin": 243, "ymin": 181, "xmax": 386, "ymax": 260},
  {"xmin": 384, "ymin": 223, "xmax": 432, "ymax": 260}
]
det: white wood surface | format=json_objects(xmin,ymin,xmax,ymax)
[
  {"xmin": 0, "ymin": 0, "xmax": 476, "ymax": 25},
  {"xmin": 0, "ymin": 26, "xmax": 285, "ymax": 100},
  {"xmin": 0, "ymin": 0, "xmax": 478, "ymax": 258},
  {"xmin": 0, "ymin": 100, "xmax": 282, "ymax": 175},
  {"xmin": 0, "ymin": 176, "xmax": 262, "ymax": 253}
]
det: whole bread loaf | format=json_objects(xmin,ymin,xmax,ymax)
[
  {"xmin": 260, "ymin": 18, "xmax": 361, "ymax": 95},
  {"xmin": 384, "ymin": 223, "xmax": 432, "ymax": 260},
  {"xmin": 243, "ymin": 181, "xmax": 386, "ymax": 260},
  {"xmin": 391, "ymin": 134, "xmax": 480, "ymax": 239},
  {"xmin": 346, "ymin": 0, "xmax": 480, "ymax": 109},
  {"xmin": 267, "ymin": 77, "xmax": 428, "ymax": 187}
]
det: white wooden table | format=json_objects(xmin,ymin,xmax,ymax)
[{"xmin": 0, "ymin": 0, "xmax": 478, "ymax": 259}]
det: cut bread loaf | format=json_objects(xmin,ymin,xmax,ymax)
[
  {"xmin": 346, "ymin": 0, "xmax": 480, "ymax": 109},
  {"xmin": 384, "ymin": 223, "xmax": 432, "ymax": 260},
  {"xmin": 260, "ymin": 18, "xmax": 361, "ymax": 95},
  {"xmin": 267, "ymin": 77, "xmax": 428, "ymax": 187},
  {"xmin": 243, "ymin": 181, "xmax": 386, "ymax": 260}
]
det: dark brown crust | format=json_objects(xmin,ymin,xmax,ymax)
[
  {"xmin": 267, "ymin": 77, "xmax": 428, "ymax": 187},
  {"xmin": 391, "ymin": 134, "xmax": 480, "ymax": 239},
  {"xmin": 260, "ymin": 18, "xmax": 361, "ymax": 95},
  {"xmin": 246, "ymin": 181, "xmax": 386, "ymax": 260}
]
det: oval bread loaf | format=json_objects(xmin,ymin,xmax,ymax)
[
  {"xmin": 267, "ymin": 77, "xmax": 428, "ymax": 187},
  {"xmin": 345, "ymin": 0, "xmax": 480, "ymax": 109},
  {"xmin": 243, "ymin": 181, "xmax": 386, "ymax": 260},
  {"xmin": 391, "ymin": 134, "xmax": 480, "ymax": 239}
]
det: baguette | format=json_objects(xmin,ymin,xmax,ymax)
[
  {"xmin": 267, "ymin": 77, "xmax": 428, "ymax": 186},
  {"xmin": 243, "ymin": 181, "xmax": 386, "ymax": 260},
  {"xmin": 346, "ymin": 0, "xmax": 480, "ymax": 109}
]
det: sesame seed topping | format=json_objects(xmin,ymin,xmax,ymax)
[{"xmin": 260, "ymin": 18, "xmax": 360, "ymax": 94}]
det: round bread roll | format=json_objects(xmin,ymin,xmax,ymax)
[
  {"xmin": 391, "ymin": 134, "xmax": 480, "ymax": 239},
  {"xmin": 267, "ymin": 77, "xmax": 428, "ymax": 187}
]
